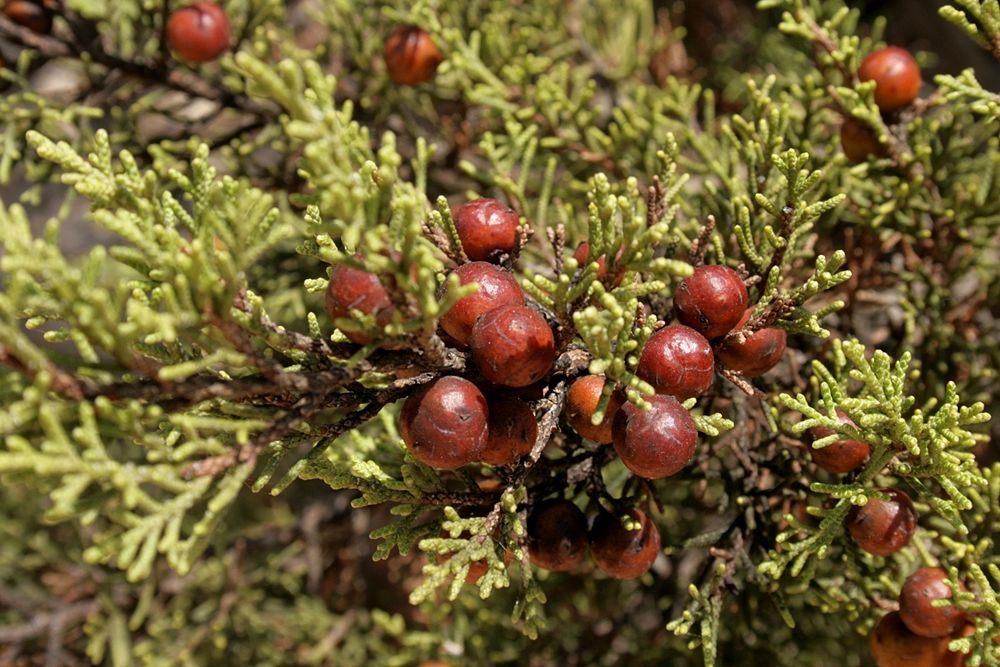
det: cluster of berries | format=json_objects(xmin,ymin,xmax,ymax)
[
  {"xmin": 594, "ymin": 262, "xmax": 786, "ymax": 480},
  {"xmin": 831, "ymin": 480, "xmax": 971, "ymax": 665},
  {"xmin": 324, "ymin": 194, "xmax": 670, "ymax": 581},
  {"xmin": 841, "ymin": 46, "xmax": 922, "ymax": 162},
  {"xmin": 326, "ymin": 192, "xmax": 795, "ymax": 477},
  {"xmin": 324, "ymin": 192, "xmax": 794, "ymax": 585},
  {"xmin": 326, "ymin": 198, "xmax": 549, "ymax": 471},
  {"xmin": 872, "ymin": 566, "xmax": 972, "ymax": 667},
  {"xmin": 804, "ymin": 406, "xmax": 971, "ymax": 665},
  {"xmin": 526, "ymin": 499, "xmax": 661, "ymax": 580},
  {"xmin": 807, "ymin": 410, "xmax": 920, "ymax": 561}
]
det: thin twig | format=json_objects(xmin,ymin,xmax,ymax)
[
  {"xmin": 761, "ymin": 205, "xmax": 795, "ymax": 280},
  {"xmin": 718, "ymin": 367, "xmax": 767, "ymax": 399},
  {"xmin": 688, "ymin": 215, "xmax": 717, "ymax": 265},
  {"xmin": 0, "ymin": 343, "xmax": 89, "ymax": 400},
  {"xmin": 419, "ymin": 491, "xmax": 502, "ymax": 506},
  {"xmin": 181, "ymin": 373, "xmax": 438, "ymax": 479},
  {"xmin": 157, "ymin": 0, "xmax": 170, "ymax": 66},
  {"xmin": 232, "ymin": 290, "xmax": 349, "ymax": 359},
  {"xmin": 646, "ymin": 175, "xmax": 666, "ymax": 229},
  {"xmin": 0, "ymin": 600, "xmax": 97, "ymax": 645},
  {"xmin": 478, "ymin": 378, "xmax": 570, "ymax": 542},
  {"xmin": 0, "ymin": 12, "xmax": 272, "ymax": 113},
  {"xmin": 180, "ymin": 392, "xmax": 343, "ymax": 479}
]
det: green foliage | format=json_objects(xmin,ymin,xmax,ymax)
[
  {"xmin": 940, "ymin": 1, "xmax": 1000, "ymax": 59},
  {"xmin": 769, "ymin": 339, "xmax": 988, "ymax": 578},
  {"xmin": 938, "ymin": 1, "xmax": 1000, "ymax": 116},
  {"xmin": 0, "ymin": 0, "xmax": 998, "ymax": 665}
]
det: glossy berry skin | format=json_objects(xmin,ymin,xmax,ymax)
[
  {"xmin": 870, "ymin": 612, "xmax": 966, "ymax": 667},
  {"xmin": 482, "ymin": 396, "xmax": 537, "ymax": 466},
  {"xmin": 841, "ymin": 118, "xmax": 886, "ymax": 162},
  {"xmin": 846, "ymin": 488, "xmax": 918, "ymax": 557},
  {"xmin": 526, "ymin": 499, "xmax": 588, "ymax": 572},
  {"xmin": 470, "ymin": 304, "xmax": 556, "ymax": 388},
  {"xmin": 452, "ymin": 198, "xmax": 520, "ymax": 262},
  {"xmin": 564, "ymin": 375, "xmax": 624, "ymax": 444},
  {"xmin": 399, "ymin": 376, "xmax": 487, "ymax": 469},
  {"xmin": 612, "ymin": 394, "xmax": 698, "ymax": 479},
  {"xmin": 674, "ymin": 265, "xmax": 749, "ymax": 339},
  {"xmin": 166, "ymin": 3, "xmax": 231, "ymax": 64},
  {"xmin": 715, "ymin": 309, "xmax": 787, "ymax": 378},
  {"xmin": 589, "ymin": 509, "xmax": 661, "ymax": 579},
  {"xmin": 809, "ymin": 409, "xmax": 871, "ymax": 474},
  {"xmin": 439, "ymin": 262, "xmax": 523, "ymax": 346},
  {"xmin": 384, "ymin": 25, "xmax": 443, "ymax": 85},
  {"xmin": 859, "ymin": 46, "xmax": 922, "ymax": 113},
  {"xmin": 899, "ymin": 567, "xmax": 965, "ymax": 638},
  {"xmin": 637, "ymin": 324, "xmax": 715, "ymax": 399},
  {"xmin": 3, "ymin": 0, "xmax": 51, "ymax": 33},
  {"xmin": 325, "ymin": 264, "xmax": 394, "ymax": 344}
]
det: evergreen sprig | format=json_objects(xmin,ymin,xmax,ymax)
[{"xmin": 1, "ymin": 0, "xmax": 999, "ymax": 664}]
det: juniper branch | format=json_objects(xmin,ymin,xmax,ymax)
[{"xmin": 480, "ymin": 376, "xmax": 571, "ymax": 542}]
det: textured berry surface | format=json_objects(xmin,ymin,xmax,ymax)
[
  {"xmin": 439, "ymin": 262, "xmax": 523, "ymax": 346},
  {"xmin": 870, "ymin": 612, "xmax": 966, "ymax": 667},
  {"xmin": 673, "ymin": 265, "xmax": 749, "ymax": 339},
  {"xmin": 383, "ymin": 25, "xmax": 443, "ymax": 85},
  {"xmin": 526, "ymin": 499, "xmax": 588, "ymax": 572},
  {"xmin": 325, "ymin": 263, "xmax": 394, "ymax": 344},
  {"xmin": 859, "ymin": 46, "xmax": 922, "ymax": 113},
  {"xmin": 715, "ymin": 309, "xmax": 787, "ymax": 377},
  {"xmin": 3, "ymin": 0, "xmax": 51, "ymax": 33},
  {"xmin": 452, "ymin": 198, "xmax": 520, "ymax": 262},
  {"xmin": 809, "ymin": 410, "xmax": 870, "ymax": 474},
  {"xmin": 841, "ymin": 118, "xmax": 885, "ymax": 162},
  {"xmin": 589, "ymin": 508, "xmax": 661, "ymax": 579},
  {"xmin": 399, "ymin": 376, "xmax": 487, "ymax": 469},
  {"xmin": 637, "ymin": 324, "xmax": 715, "ymax": 399},
  {"xmin": 482, "ymin": 396, "xmax": 537, "ymax": 466},
  {"xmin": 470, "ymin": 304, "xmax": 556, "ymax": 387},
  {"xmin": 564, "ymin": 375, "xmax": 623, "ymax": 444},
  {"xmin": 612, "ymin": 394, "xmax": 698, "ymax": 479},
  {"xmin": 166, "ymin": 3, "xmax": 231, "ymax": 63},
  {"xmin": 899, "ymin": 567, "xmax": 965, "ymax": 638},
  {"xmin": 846, "ymin": 488, "xmax": 918, "ymax": 556}
]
